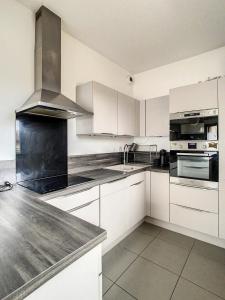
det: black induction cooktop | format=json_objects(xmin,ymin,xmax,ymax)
[{"xmin": 18, "ymin": 174, "xmax": 94, "ymax": 194}]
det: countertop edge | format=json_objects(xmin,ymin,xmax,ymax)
[{"xmin": 4, "ymin": 231, "xmax": 106, "ymax": 300}]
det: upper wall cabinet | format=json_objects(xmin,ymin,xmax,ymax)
[
  {"xmin": 146, "ymin": 96, "xmax": 169, "ymax": 137},
  {"xmin": 76, "ymin": 81, "xmax": 118, "ymax": 135},
  {"xmin": 117, "ymin": 93, "xmax": 140, "ymax": 136},
  {"xmin": 76, "ymin": 82, "xmax": 140, "ymax": 136},
  {"xmin": 170, "ymin": 79, "xmax": 218, "ymax": 113}
]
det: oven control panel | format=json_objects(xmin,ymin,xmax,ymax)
[{"xmin": 170, "ymin": 141, "xmax": 218, "ymax": 151}]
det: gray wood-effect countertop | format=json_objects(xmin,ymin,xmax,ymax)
[
  {"xmin": 0, "ymin": 186, "xmax": 106, "ymax": 300},
  {"xmin": 0, "ymin": 163, "xmax": 168, "ymax": 299}
]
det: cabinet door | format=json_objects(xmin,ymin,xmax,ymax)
[
  {"xmin": 101, "ymin": 188, "xmax": 129, "ymax": 252},
  {"xmin": 128, "ymin": 178, "xmax": 146, "ymax": 228},
  {"xmin": 145, "ymin": 171, "xmax": 151, "ymax": 216},
  {"xmin": 118, "ymin": 93, "xmax": 136, "ymax": 136},
  {"xmin": 135, "ymin": 100, "xmax": 140, "ymax": 136},
  {"xmin": 139, "ymin": 100, "xmax": 146, "ymax": 136},
  {"xmin": 70, "ymin": 199, "xmax": 100, "ymax": 226},
  {"xmin": 151, "ymin": 172, "xmax": 169, "ymax": 222},
  {"xmin": 146, "ymin": 96, "xmax": 169, "ymax": 137},
  {"xmin": 218, "ymin": 77, "xmax": 225, "ymax": 239},
  {"xmin": 170, "ymin": 79, "xmax": 218, "ymax": 113},
  {"xmin": 93, "ymin": 82, "xmax": 118, "ymax": 135},
  {"xmin": 25, "ymin": 245, "xmax": 101, "ymax": 300}
]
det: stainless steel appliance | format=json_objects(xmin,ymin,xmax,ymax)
[
  {"xmin": 170, "ymin": 141, "xmax": 218, "ymax": 190},
  {"xmin": 16, "ymin": 6, "xmax": 91, "ymax": 119},
  {"xmin": 170, "ymin": 108, "xmax": 218, "ymax": 141}
]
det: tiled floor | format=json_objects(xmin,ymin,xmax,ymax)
[{"xmin": 102, "ymin": 222, "xmax": 225, "ymax": 300}]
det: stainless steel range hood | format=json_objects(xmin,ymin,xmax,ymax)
[{"xmin": 16, "ymin": 6, "xmax": 92, "ymax": 119}]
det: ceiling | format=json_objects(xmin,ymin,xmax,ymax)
[{"xmin": 18, "ymin": 0, "xmax": 225, "ymax": 74}]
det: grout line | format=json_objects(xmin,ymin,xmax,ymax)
[
  {"xmin": 114, "ymin": 283, "xmax": 138, "ymax": 300},
  {"xmin": 139, "ymin": 256, "xmax": 179, "ymax": 277},
  {"xmin": 180, "ymin": 277, "xmax": 225, "ymax": 300},
  {"xmin": 169, "ymin": 239, "xmax": 196, "ymax": 300}
]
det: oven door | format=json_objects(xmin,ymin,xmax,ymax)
[
  {"xmin": 177, "ymin": 153, "xmax": 210, "ymax": 180},
  {"xmin": 170, "ymin": 151, "xmax": 218, "ymax": 183}
]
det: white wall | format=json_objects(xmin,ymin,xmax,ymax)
[
  {"xmin": 61, "ymin": 31, "xmax": 133, "ymax": 155},
  {"xmin": 0, "ymin": 0, "xmax": 133, "ymax": 160},
  {"xmin": 0, "ymin": 0, "xmax": 34, "ymax": 160},
  {"xmin": 133, "ymin": 46, "xmax": 225, "ymax": 150},
  {"xmin": 134, "ymin": 46, "xmax": 225, "ymax": 100}
]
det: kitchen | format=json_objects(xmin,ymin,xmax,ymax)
[{"xmin": 1, "ymin": 0, "xmax": 225, "ymax": 299}]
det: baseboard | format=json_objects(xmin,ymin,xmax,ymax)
[
  {"xmin": 145, "ymin": 216, "xmax": 225, "ymax": 249},
  {"xmin": 102, "ymin": 219, "xmax": 144, "ymax": 255}
]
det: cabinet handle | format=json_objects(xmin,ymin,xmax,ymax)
[
  {"xmin": 171, "ymin": 182, "xmax": 217, "ymax": 191},
  {"xmin": 130, "ymin": 180, "xmax": 144, "ymax": 187},
  {"xmin": 67, "ymin": 199, "xmax": 97, "ymax": 213},
  {"xmin": 105, "ymin": 177, "xmax": 125, "ymax": 184},
  {"xmin": 172, "ymin": 204, "xmax": 208, "ymax": 213}
]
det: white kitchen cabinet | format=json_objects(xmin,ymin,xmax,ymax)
[
  {"xmin": 100, "ymin": 183, "xmax": 129, "ymax": 252},
  {"xmin": 25, "ymin": 245, "xmax": 102, "ymax": 300},
  {"xmin": 150, "ymin": 172, "xmax": 169, "ymax": 222},
  {"xmin": 146, "ymin": 96, "xmax": 169, "ymax": 137},
  {"xmin": 128, "ymin": 173, "xmax": 146, "ymax": 228},
  {"xmin": 139, "ymin": 100, "xmax": 146, "ymax": 136},
  {"xmin": 100, "ymin": 172, "xmax": 146, "ymax": 252},
  {"xmin": 170, "ymin": 204, "xmax": 218, "ymax": 237},
  {"xmin": 145, "ymin": 171, "xmax": 151, "ymax": 216},
  {"xmin": 118, "ymin": 92, "xmax": 139, "ymax": 136},
  {"xmin": 46, "ymin": 186, "xmax": 100, "ymax": 226},
  {"xmin": 170, "ymin": 184, "xmax": 218, "ymax": 213},
  {"xmin": 170, "ymin": 79, "xmax": 218, "ymax": 113},
  {"xmin": 76, "ymin": 81, "xmax": 118, "ymax": 135},
  {"xmin": 218, "ymin": 77, "xmax": 225, "ymax": 239},
  {"xmin": 70, "ymin": 199, "xmax": 100, "ymax": 226}
]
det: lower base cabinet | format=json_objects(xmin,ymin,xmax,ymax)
[
  {"xmin": 100, "ymin": 172, "xmax": 146, "ymax": 253},
  {"xmin": 150, "ymin": 172, "xmax": 169, "ymax": 222},
  {"xmin": 25, "ymin": 245, "xmax": 102, "ymax": 300},
  {"xmin": 170, "ymin": 204, "xmax": 218, "ymax": 237}
]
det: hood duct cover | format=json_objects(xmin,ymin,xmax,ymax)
[{"xmin": 16, "ymin": 6, "xmax": 92, "ymax": 119}]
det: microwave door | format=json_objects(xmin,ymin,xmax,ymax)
[{"xmin": 177, "ymin": 154, "xmax": 210, "ymax": 180}]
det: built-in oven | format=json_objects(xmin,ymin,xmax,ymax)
[
  {"xmin": 170, "ymin": 141, "xmax": 218, "ymax": 190},
  {"xmin": 170, "ymin": 108, "xmax": 218, "ymax": 141}
]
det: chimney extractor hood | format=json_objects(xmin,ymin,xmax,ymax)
[{"xmin": 16, "ymin": 6, "xmax": 92, "ymax": 119}]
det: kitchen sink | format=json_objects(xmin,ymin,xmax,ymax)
[{"xmin": 105, "ymin": 164, "xmax": 147, "ymax": 173}]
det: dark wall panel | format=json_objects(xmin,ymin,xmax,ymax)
[{"xmin": 16, "ymin": 114, "xmax": 67, "ymax": 182}]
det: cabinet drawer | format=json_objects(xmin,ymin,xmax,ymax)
[
  {"xmin": 100, "ymin": 177, "xmax": 128, "ymax": 197},
  {"xmin": 70, "ymin": 199, "xmax": 99, "ymax": 226},
  {"xmin": 170, "ymin": 204, "xmax": 218, "ymax": 237},
  {"xmin": 170, "ymin": 184, "xmax": 218, "ymax": 213},
  {"xmin": 127, "ymin": 172, "xmax": 145, "ymax": 187},
  {"xmin": 47, "ymin": 186, "xmax": 99, "ymax": 211}
]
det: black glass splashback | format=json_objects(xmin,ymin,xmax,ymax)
[{"xmin": 16, "ymin": 114, "xmax": 67, "ymax": 182}]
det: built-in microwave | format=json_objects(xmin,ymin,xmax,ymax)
[{"xmin": 170, "ymin": 109, "xmax": 218, "ymax": 141}]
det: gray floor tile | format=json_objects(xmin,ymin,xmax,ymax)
[
  {"xmin": 171, "ymin": 278, "xmax": 222, "ymax": 300},
  {"xmin": 103, "ymin": 244, "xmax": 137, "ymax": 282},
  {"xmin": 158, "ymin": 229, "xmax": 194, "ymax": 250},
  {"xmin": 119, "ymin": 229, "xmax": 155, "ymax": 255},
  {"xmin": 117, "ymin": 257, "xmax": 178, "ymax": 300},
  {"xmin": 141, "ymin": 237, "xmax": 190, "ymax": 274},
  {"xmin": 182, "ymin": 240, "xmax": 225, "ymax": 299},
  {"xmin": 137, "ymin": 222, "xmax": 161, "ymax": 237},
  {"xmin": 103, "ymin": 275, "xmax": 114, "ymax": 295},
  {"xmin": 103, "ymin": 285, "xmax": 136, "ymax": 300}
]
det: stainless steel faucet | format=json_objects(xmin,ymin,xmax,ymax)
[
  {"xmin": 123, "ymin": 144, "xmax": 129, "ymax": 166},
  {"xmin": 149, "ymin": 144, "xmax": 158, "ymax": 165}
]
